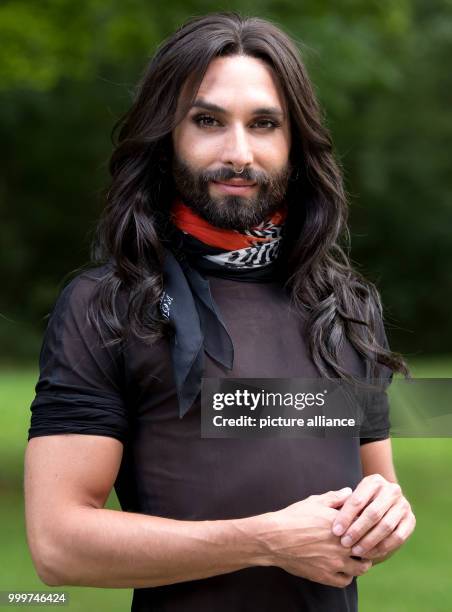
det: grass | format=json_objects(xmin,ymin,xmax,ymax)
[{"xmin": 1, "ymin": 356, "xmax": 451, "ymax": 610}]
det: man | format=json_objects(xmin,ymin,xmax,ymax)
[{"xmin": 25, "ymin": 12, "xmax": 416, "ymax": 612}]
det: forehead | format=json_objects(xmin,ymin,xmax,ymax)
[{"xmin": 178, "ymin": 55, "xmax": 288, "ymax": 113}]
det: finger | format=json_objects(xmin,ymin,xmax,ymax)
[
  {"xmin": 332, "ymin": 475, "xmax": 385, "ymax": 537},
  {"xmin": 332, "ymin": 573, "xmax": 354, "ymax": 588},
  {"xmin": 360, "ymin": 547, "xmax": 388, "ymax": 560},
  {"xmin": 342, "ymin": 558, "xmax": 373, "ymax": 577},
  {"xmin": 349, "ymin": 500, "xmax": 406, "ymax": 555},
  {"xmin": 361, "ymin": 511, "xmax": 416, "ymax": 558},
  {"xmin": 317, "ymin": 487, "xmax": 353, "ymax": 508},
  {"xmin": 339, "ymin": 485, "xmax": 402, "ymax": 548}
]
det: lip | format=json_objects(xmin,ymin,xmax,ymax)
[{"xmin": 211, "ymin": 180, "xmax": 257, "ymax": 195}]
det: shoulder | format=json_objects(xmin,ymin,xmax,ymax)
[
  {"xmin": 38, "ymin": 264, "xmax": 128, "ymax": 368},
  {"xmin": 57, "ymin": 263, "xmax": 113, "ymax": 299},
  {"xmin": 49, "ymin": 263, "xmax": 122, "ymax": 319},
  {"xmin": 40, "ymin": 264, "xmax": 132, "ymax": 351}
]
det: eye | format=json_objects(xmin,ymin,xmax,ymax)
[
  {"xmin": 192, "ymin": 114, "xmax": 221, "ymax": 128},
  {"xmin": 252, "ymin": 119, "xmax": 280, "ymax": 129},
  {"xmin": 191, "ymin": 114, "xmax": 281, "ymax": 130}
]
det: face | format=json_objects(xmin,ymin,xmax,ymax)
[{"xmin": 171, "ymin": 55, "xmax": 292, "ymax": 230}]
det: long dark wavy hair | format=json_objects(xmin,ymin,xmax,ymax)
[{"xmin": 89, "ymin": 11, "xmax": 409, "ymax": 380}]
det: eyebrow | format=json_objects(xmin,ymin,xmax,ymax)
[{"xmin": 189, "ymin": 98, "xmax": 285, "ymax": 118}]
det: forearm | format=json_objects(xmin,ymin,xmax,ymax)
[{"xmin": 43, "ymin": 506, "xmax": 271, "ymax": 588}]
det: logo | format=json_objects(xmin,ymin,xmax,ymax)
[{"xmin": 159, "ymin": 292, "xmax": 174, "ymax": 320}]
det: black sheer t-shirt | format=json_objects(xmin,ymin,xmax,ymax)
[{"xmin": 28, "ymin": 266, "xmax": 392, "ymax": 612}]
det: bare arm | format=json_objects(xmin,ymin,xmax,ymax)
[
  {"xmin": 24, "ymin": 434, "xmax": 267, "ymax": 588},
  {"xmin": 24, "ymin": 434, "xmax": 371, "ymax": 589}
]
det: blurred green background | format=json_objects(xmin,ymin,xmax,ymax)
[{"xmin": 0, "ymin": 0, "xmax": 451, "ymax": 610}]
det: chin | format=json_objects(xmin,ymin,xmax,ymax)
[{"xmin": 210, "ymin": 214, "xmax": 264, "ymax": 231}]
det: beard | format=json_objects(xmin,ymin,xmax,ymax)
[{"xmin": 171, "ymin": 154, "xmax": 291, "ymax": 231}]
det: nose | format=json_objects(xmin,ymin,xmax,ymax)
[{"xmin": 219, "ymin": 123, "xmax": 253, "ymax": 170}]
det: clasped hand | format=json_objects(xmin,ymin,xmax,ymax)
[{"xmin": 331, "ymin": 474, "xmax": 416, "ymax": 561}]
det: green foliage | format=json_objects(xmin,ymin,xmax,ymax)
[
  {"xmin": 0, "ymin": 0, "xmax": 161, "ymax": 90},
  {"xmin": 1, "ymin": 0, "xmax": 451, "ymax": 361}
]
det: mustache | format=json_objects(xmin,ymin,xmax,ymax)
[{"xmin": 198, "ymin": 167, "xmax": 272, "ymax": 185}]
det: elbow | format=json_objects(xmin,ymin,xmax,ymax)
[
  {"xmin": 37, "ymin": 567, "xmax": 64, "ymax": 588},
  {"xmin": 32, "ymin": 551, "xmax": 65, "ymax": 587},
  {"xmin": 28, "ymin": 536, "xmax": 68, "ymax": 587}
]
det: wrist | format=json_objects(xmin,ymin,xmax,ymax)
[{"xmin": 231, "ymin": 512, "xmax": 279, "ymax": 568}]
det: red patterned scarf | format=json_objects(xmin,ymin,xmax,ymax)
[{"xmin": 170, "ymin": 198, "xmax": 287, "ymax": 270}]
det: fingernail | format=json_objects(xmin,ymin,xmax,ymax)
[
  {"xmin": 352, "ymin": 546, "xmax": 363, "ymax": 555},
  {"xmin": 341, "ymin": 535, "xmax": 353, "ymax": 547},
  {"xmin": 333, "ymin": 523, "xmax": 344, "ymax": 536},
  {"xmin": 341, "ymin": 487, "xmax": 352, "ymax": 494}
]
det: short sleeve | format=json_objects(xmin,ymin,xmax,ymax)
[
  {"xmin": 359, "ymin": 313, "xmax": 393, "ymax": 445},
  {"xmin": 28, "ymin": 271, "xmax": 129, "ymax": 443}
]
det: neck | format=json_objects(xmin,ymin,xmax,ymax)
[{"xmin": 168, "ymin": 197, "xmax": 287, "ymax": 282}]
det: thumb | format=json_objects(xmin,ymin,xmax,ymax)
[{"xmin": 318, "ymin": 487, "xmax": 353, "ymax": 508}]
